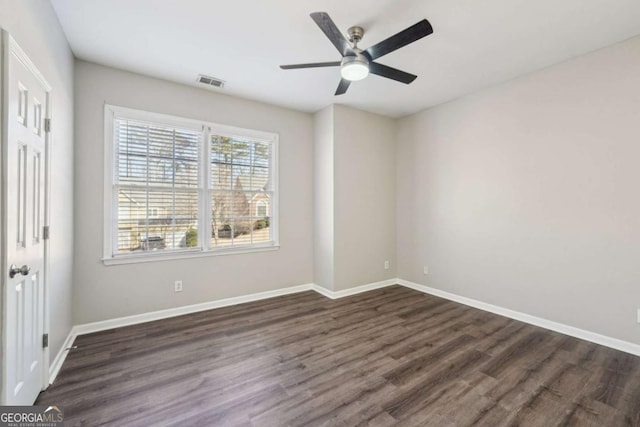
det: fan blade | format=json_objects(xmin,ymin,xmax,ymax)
[
  {"xmin": 369, "ymin": 62, "xmax": 417, "ymax": 84},
  {"xmin": 280, "ymin": 61, "xmax": 341, "ymax": 70},
  {"xmin": 335, "ymin": 78, "xmax": 351, "ymax": 95},
  {"xmin": 310, "ymin": 12, "xmax": 353, "ymax": 57},
  {"xmin": 364, "ymin": 19, "xmax": 433, "ymax": 60}
]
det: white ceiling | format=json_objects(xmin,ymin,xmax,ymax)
[{"xmin": 50, "ymin": 0, "xmax": 640, "ymax": 118}]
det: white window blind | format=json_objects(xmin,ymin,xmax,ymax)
[
  {"xmin": 104, "ymin": 105, "xmax": 279, "ymax": 263},
  {"xmin": 114, "ymin": 119, "xmax": 201, "ymax": 254}
]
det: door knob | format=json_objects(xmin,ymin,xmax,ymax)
[{"xmin": 9, "ymin": 264, "xmax": 30, "ymax": 278}]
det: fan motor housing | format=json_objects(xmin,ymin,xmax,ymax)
[{"xmin": 341, "ymin": 50, "xmax": 369, "ymax": 67}]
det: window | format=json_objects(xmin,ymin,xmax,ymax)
[
  {"xmin": 256, "ymin": 201, "xmax": 268, "ymax": 217},
  {"xmin": 104, "ymin": 105, "xmax": 278, "ymax": 264}
]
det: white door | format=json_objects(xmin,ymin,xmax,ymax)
[{"xmin": 2, "ymin": 33, "xmax": 50, "ymax": 405}]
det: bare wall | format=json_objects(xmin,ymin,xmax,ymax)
[
  {"xmin": 73, "ymin": 61, "xmax": 313, "ymax": 324},
  {"xmin": 333, "ymin": 105, "xmax": 396, "ymax": 290},
  {"xmin": 313, "ymin": 106, "xmax": 334, "ymax": 290},
  {"xmin": 312, "ymin": 105, "xmax": 396, "ymax": 291},
  {"xmin": 396, "ymin": 35, "xmax": 640, "ymax": 344},
  {"xmin": 0, "ymin": 0, "xmax": 74, "ymax": 364}
]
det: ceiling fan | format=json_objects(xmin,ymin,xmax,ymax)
[{"xmin": 280, "ymin": 12, "xmax": 433, "ymax": 95}]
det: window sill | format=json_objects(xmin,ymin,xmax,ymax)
[{"xmin": 102, "ymin": 244, "xmax": 280, "ymax": 266}]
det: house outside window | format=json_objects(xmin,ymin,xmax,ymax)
[
  {"xmin": 103, "ymin": 105, "xmax": 278, "ymax": 264},
  {"xmin": 255, "ymin": 200, "xmax": 268, "ymax": 217}
]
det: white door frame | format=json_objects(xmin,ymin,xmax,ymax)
[{"xmin": 0, "ymin": 29, "xmax": 52, "ymax": 403}]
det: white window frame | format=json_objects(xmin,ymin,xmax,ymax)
[{"xmin": 103, "ymin": 104, "xmax": 279, "ymax": 265}]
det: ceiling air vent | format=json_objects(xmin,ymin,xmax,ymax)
[{"xmin": 197, "ymin": 74, "xmax": 225, "ymax": 88}]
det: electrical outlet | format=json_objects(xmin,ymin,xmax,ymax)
[
  {"xmin": 384, "ymin": 260, "xmax": 390, "ymax": 270},
  {"xmin": 423, "ymin": 266, "xmax": 429, "ymax": 275},
  {"xmin": 174, "ymin": 280, "xmax": 183, "ymax": 293}
]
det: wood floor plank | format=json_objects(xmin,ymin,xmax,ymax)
[{"xmin": 36, "ymin": 286, "xmax": 640, "ymax": 426}]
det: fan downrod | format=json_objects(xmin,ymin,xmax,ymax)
[{"xmin": 347, "ymin": 26, "xmax": 365, "ymax": 46}]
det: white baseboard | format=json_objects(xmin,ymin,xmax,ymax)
[
  {"xmin": 397, "ymin": 279, "xmax": 640, "ymax": 357},
  {"xmin": 72, "ymin": 280, "xmax": 401, "ymax": 337},
  {"xmin": 49, "ymin": 329, "xmax": 77, "ymax": 384},
  {"xmin": 55, "ymin": 276, "xmax": 638, "ymax": 387},
  {"xmin": 73, "ymin": 283, "xmax": 315, "ymax": 336},
  {"xmin": 48, "ymin": 283, "xmax": 314, "ymax": 386},
  {"xmin": 311, "ymin": 278, "xmax": 398, "ymax": 299},
  {"xmin": 50, "ymin": 280, "xmax": 395, "ymax": 385}
]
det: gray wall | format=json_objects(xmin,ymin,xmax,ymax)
[
  {"xmin": 312, "ymin": 105, "xmax": 397, "ymax": 291},
  {"xmin": 313, "ymin": 106, "xmax": 334, "ymax": 290},
  {"xmin": 73, "ymin": 61, "xmax": 313, "ymax": 324},
  {"xmin": 0, "ymin": 0, "xmax": 74, "ymax": 364},
  {"xmin": 333, "ymin": 105, "xmax": 396, "ymax": 289},
  {"xmin": 396, "ymin": 35, "xmax": 640, "ymax": 344}
]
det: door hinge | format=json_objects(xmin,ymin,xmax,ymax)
[
  {"xmin": 44, "ymin": 118, "xmax": 51, "ymax": 133},
  {"xmin": 42, "ymin": 333, "xmax": 49, "ymax": 349},
  {"xmin": 43, "ymin": 225, "xmax": 50, "ymax": 240}
]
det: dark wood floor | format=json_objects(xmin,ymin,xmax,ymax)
[{"xmin": 37, "ymin": 285, "xmax": 640, "ymax": 426}]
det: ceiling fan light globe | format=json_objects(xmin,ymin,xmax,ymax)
[
  {"xmin": 341, "ymin": 63, "xmax": 369, "ymax": 81},
  {"xmin": 340, "ymin": 55, "xmax": 370, "ymax": 81}
]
